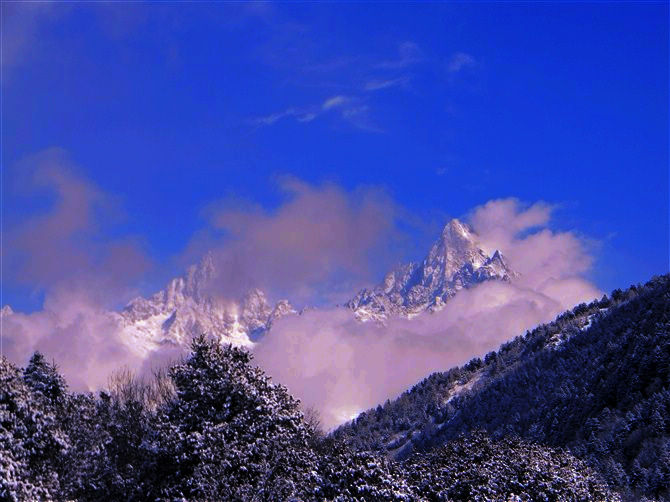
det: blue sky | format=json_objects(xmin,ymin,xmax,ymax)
[{"xmin": 3, "ymin": 1, "xmax": 668, "ymax": 312}]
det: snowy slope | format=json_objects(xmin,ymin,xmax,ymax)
[{"xmin": 334, "ymin": 296, "xmax": 616, "ymax": 459}]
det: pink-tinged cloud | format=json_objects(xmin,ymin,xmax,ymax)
[
  {"xmin": 468, "ymin": 198, "xmax": 596, "ymax": 292},
  {"xmin": 4, "ymin": 169, "xmax": 601, "ymax": 425},
  {"xmin": 6, "ymin": 148, "xmax": 151, "ymax": 303},
  {"xmin": 2, "ymin": 293, "xmax": 143, "ymax": 390},
  {"xmin": 3, "ymin": 148, "xmax": 152, "ymax": 385},
  {"xmin": 255, "ymin": 278, "xmax": 598, "ymax": 429},
  {"xmin": 187, "ymin": 177, "xmax": 403, "ymax": 304}
]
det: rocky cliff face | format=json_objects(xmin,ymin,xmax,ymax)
[{"xmin": 346, "ymin": 219, "xmax": 515, "ymax": 321}]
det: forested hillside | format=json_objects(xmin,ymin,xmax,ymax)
[
  {"xmin": 335, "ymin": 275, "xmax": 670, "ymax": 501},
  {"xmin": 1, "ymin": 337, "xmax": 616, "ymax": 501}
]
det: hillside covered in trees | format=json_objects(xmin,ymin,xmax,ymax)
[
  {"xmin": 335, "ymin": 274, "xmax": 670, "ymax": 501},
  {"xmin": 3, "ymin": 339, "xmax": 617, "ymax": 501}
]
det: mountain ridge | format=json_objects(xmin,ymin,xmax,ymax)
[
  {"xmin": 2, "ymin": 217, "xmax": 517, "ymax": 353},
  {"xmin": 346, "ymin": 218, "xmax": 515, "ymax": 321},
  {"xmin": 116, "ymin": 252, "xmax": 297, "ymax": 354}
]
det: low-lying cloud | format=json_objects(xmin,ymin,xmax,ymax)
[
  {"xmin": 256, "ymin": 280, "xmax": 593, "ymax": 429},
  {"xmin": 4, "ymin": 155, "xmax": 601, "ymax": 425},
  {"xmin": 3, "ymin": 293, "xmax": 142, "ymax": 390},
  {"xmin": 254, "ymin": 199, "xmax": 601, "ymax": 429}
]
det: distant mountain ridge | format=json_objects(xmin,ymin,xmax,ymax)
[
  {"xmin": 2, "ymin": 218, "xmax": 517, "ymax": 353},
  {"xmin": 117, "ymin": 253, "xmax": 296, "ymax": 355},
  {"xmin": 346, "ymin": 218, "xmax": 515, "ymax": 321},
  {"xmin": 117, "ymin": 218, "xmax": 515, "ymax": 351}
]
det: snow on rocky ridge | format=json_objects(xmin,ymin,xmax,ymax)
[
  {"xmin": 116, "ymin": 253, "xmax": 296, "ymax": 355},
  {"xmin": 346, "ymin": 218, "xmax": 516, "ymax": 322},
  {"xmin": 116, "ymin": 218, "xmax": 515, "ymax": 353}
]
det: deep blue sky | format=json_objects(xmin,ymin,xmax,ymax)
[{"xmin": 3, "ymin": 1, "xmax": 668, "ymax": 311}]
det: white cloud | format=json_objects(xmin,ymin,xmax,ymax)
[
  {"xmin": 364, "ymin": 76, "xmax": 409, "ymax": 91},
  {"xmin": 376, "ymin": 41, "xmax": 423, "ymax": 69},
  {"xmin": 251, "ymin": 107, "xmax": 317, "ymax": 126},
  {"xmin": 254, "ymin": 197, "xmax": 601, "ymax": 428},
  {"xmin": 448, "ymin": 52, "xmax": 477, "ymax": 73},
  {"xmin": 296, "ymin": 112, "xmax": 317, "ymax": 122},
  {"xmin": 322, "ymin": 95, "xmax": 352, "ymax": 110},
  {"xmin": 251, "ymin": 95, "xmax": 379, "ymax": 132}
]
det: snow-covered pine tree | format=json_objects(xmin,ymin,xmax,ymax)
[
  {"xmin": 23, "ymin": 352, "xmax": 68, "ymax": 405},
  {"xmin": 404, "ymin": 430, "xmax": 617, "ymax": 501},
  {"xmin": 0, "ymin": 357, "xmax": 67, "ymax": 501},
  {"xmin": 149, "ymin": 335, "xmax": 319, "ymax": 501},
  {"xmin": 313, "ymin": 436, "xmax": 414, "ymax": 501}
]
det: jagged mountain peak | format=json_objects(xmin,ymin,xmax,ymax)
[
  {"xmin": 440, "ymin": 218, "xmax": 475, "ymax": 243},
  {"xmin": 426, "ymin": 218, "xmax": 489, "ymax": 280},
  {"xmin": 179, "ymin": 251, "xmax": 217, "ymax": 302},
  {"xmin": 347, "ymin": 218, "xmax": 515, "ymax": 321},
  {"xmin": 113, "ymin": 218, "xmax": 513, "ymax": 351},
  {"xmin": 486, "ymin": 249, "xmax": 509, "ymax": 272},
  {"xmin": 242, "ymin": 287, "xmax": 270, "ymax": 306}
]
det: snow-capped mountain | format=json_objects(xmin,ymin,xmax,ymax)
[
  {"xmin": 118, "ymin": 253, "xmax": 295, "ymax": 355},
  {"xmin": 3, "ymin": 218, "xmax": 513, "ymax": 356},
  {"xmin": 346, "ymin": 218, "xmax": 515, "ymax": 321}
]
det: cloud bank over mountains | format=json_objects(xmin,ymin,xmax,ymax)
[
  {"xmin": 255, "ymin": 199, "xmax": 600, "ymax": 427},
  {"xmin": 3, "ymin": 149, "xmax": 600, "ymax": 425}
]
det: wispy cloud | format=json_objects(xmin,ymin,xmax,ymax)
[
  {"xmin": 338, "ymin": 104, "xmax": 382, "ymax": 133},
  {"xmin": 296, "ymin": 112, "xmax": 318, "ymax": 122},
  {"xmin": 448, "ymin": 51, "xmax": 477, "ymax": 73},
  {"xmin": 364, "ymin": 76, "xmax": 410, "ymax": 91},
  {"xmin": 252, "ymin": 108, "xmax": 317, "ymax": 126},
  {"xmin": 252, "ymin": 110, "xmax": 292, "ymax": 126},
  {"xmin": 375, "ymin": 41, "xmax": 423, "ymax": 69},
  {"xmin": 322, "ymin": 94, "xmax": 352, "ymax": 110},
  {"xmin": 251, "ymin": 41, "xmax": 479, "ymax": 134},
  {"xmin": 251, "ymin": 95, "xmax": 380, "ymax": 132}
]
